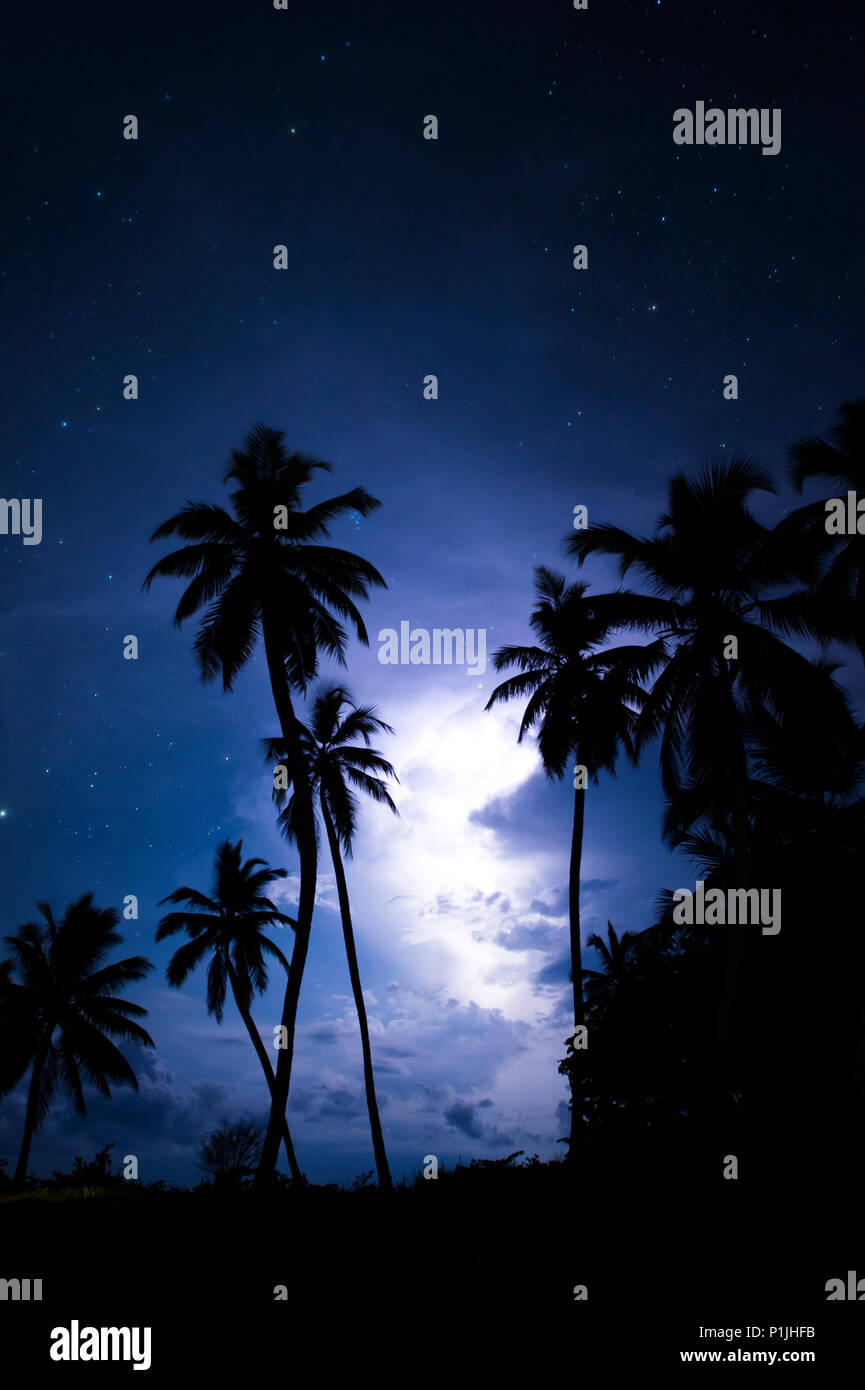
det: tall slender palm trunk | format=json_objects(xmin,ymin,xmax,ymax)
[
  {"xmin": 567, "ymin": 779, "xmax": 586, "ymax": 1161},
  {"xmin": 321, "ymin": 795, "xmax": 393, "ymax": 1192},
  {"xmin": 257, "ymin": 625, "xmax": 318, "ymax": 1184},
  {"xmin": 13, "ymin": 1042, "xmax": 48, "ymax": 1187},
  {"xmin": 224, "ymin": 955, "xmax": 304, "ymax": 1184}
]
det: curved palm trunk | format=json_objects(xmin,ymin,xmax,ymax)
[
  {"xmin": 566, "ymin": 778, "xmax": 586, "ymax": 1162},
  {"xmin": 13, "ymin": 1043, "xmax": 48, "ymax": 1187},
  {"xmin": 320, "ymin": 793, "xmax": 393, "ymax": 1192},
  {"xmin": 256, "ymin": 624, "xmax": 318, "ymax": 1185},
  {"xmin": 224, "ymin": 955, "xmax": 304, "ymax": 1184}
]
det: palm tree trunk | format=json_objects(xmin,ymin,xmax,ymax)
[
  {"xmin": 256, "ymin": 623, "xmax": 318, "ymax": 1184},
  {"xmin": 224, "ymin": 955, "xmax": 305, "ymax": 1185},
  {"xmin": 321, "ymin": 794, "xmax": 393, "ymax": 1192},
  {"xmin": 13, "ymin": 1043, "xmax": 48, "ymax": 1187},
  {"xmin": 567, "ymin": 777, "xmax": 586, "ymax": 1161}
]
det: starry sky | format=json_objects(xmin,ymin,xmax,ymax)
[{"xmin": 1, "ymin": 0, "xmax": 862, "ymax": 1186}]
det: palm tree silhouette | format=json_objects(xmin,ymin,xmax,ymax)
[
  {"xmin": 786, "ymin": 398, "xmax": 865, "ymax": 667},
  {"xmin": 584, "ymin": 922, "xmax": 642, "ymax": 1009},
  {"xmin": 679, "ymin": 664, "xmax": 865, "ymax": 874},
  {"xmin": 144, "ymin": 423, "xmax": 385, "ymax": 1180},
  {"xmin": 566, "ymin": 457, "xmax": 829, "ymax": 868},
  {"xmin": 264, "ymin": 683, "xmax": 398, "ymax": 1191},
  {"xmin": 0, "ymin": 895, "xmax": 154, "ymax": 1187},
  {"xmin": 484, "ymin": 566, "xmax": 659, "ymax": 1156},
  {"xmin": 566, "ymin": 457, "xmax": 849, "ymax": 1114},
  {"xmin": 156, "ymin": 840, "xmax": 304, "ymax": 1183}
]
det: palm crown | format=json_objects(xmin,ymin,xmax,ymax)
[
  {"xmin": 1, "ymin": 896, "xmax": 154, "ymax": 1156},
  {"xmin": 264, "ymin": 683, "xmax": 399, "ymax": 852},
  {"xmin": 484, "ymin": 566, "xmax": 658, "ymax": 778},
  {"xmin": 566, "ymin": 457, "xmax": 839, "ymax": 842},
  {"xmin": 143, "ymin": 422, "xmax": 386, "ymax": 694},
  {"xmin": 584, "ymin": 922, "xmax": 643, "ymax": 1008},
  {"xmin": 2, "ymin": 895, "xmax": 154, "ymax": 1112},
  {"xmin": 156, "ymin": 840, "xmax": 294, "ymax": 1020},
  {"xmin": 786, "ymin": 399, "xmax": 865, "ymax": 660}
]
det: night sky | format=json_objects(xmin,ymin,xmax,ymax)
[{"xmin": 1, "ymin": 0, "xmax": 862, "ymax": 1187}]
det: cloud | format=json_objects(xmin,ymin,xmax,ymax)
[
  {"xmin": 270, "ymin": 872, "xmax": 338, "ymax": 914},
  {"xmin": 445, "ymin": 1099, "xmax": 489, "ymax": 1138},
  {"xmin": 443, "ymin": 1097, "xmax": 513, "ymax": 1146},
  {"xmin": 0, "ymin": 682, "xmax": 622, "ymax": 1188},
  {"xmin": 532, "ymin": 954, "xmax": 572, "ymax": 990},
  {"xmin": 494, "ymin": 917, "xmax": 564, "ymax": 953},
  {"xmin": 0, "ymin": 1047, "xmax": 267, "ymax": 1185},
  {"xmin": 305, "ymin": 1023, "xmax": 342, "ymax": 1045},
  {"xmin": 292, "ymin": 1084, "xmax": 369, "ymax": 1123},
  {"xmin": 468, "ymin": 770, "xmax": 569, "ymax": 851},
  {"xmin": 528, "ymin": 887, "xmax": 569, "ymax": 917}
]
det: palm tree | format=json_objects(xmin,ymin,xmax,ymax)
[
  {"xmin": 566, "ymin": 457, "xmax": 842, "ymax": 868},
  {"xmin": 584, "ymin": 922, "xmax": 642, "ymax": 1009},
  {"xmin": 0, "ymin": 895, "xmax": 154, "ymax": 1187},
  {"xmin": 156, "ymin": 840, "xmax": 304, "ymax": 1183},
  {"xmin": 484, "ymin": 566, "xmax": 661, "ymax": 1156},
  {"xmin": 144, "ymin": 423, "xmax": 385, "ymax": 1181},
  {"xmin": 566, "ymin": 458, "xmax": 852, "ymax": 1116},
  {"xmin": 786, "ymin": 398, "xmax": 865, "ymax": 667},
  {"xmin": 677, "ymin": 661, "xmax": 865, "ymax": 877},
  {"xmin": 264, "ymin": 683, "xmax": 398, "ymax": 1191}
]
